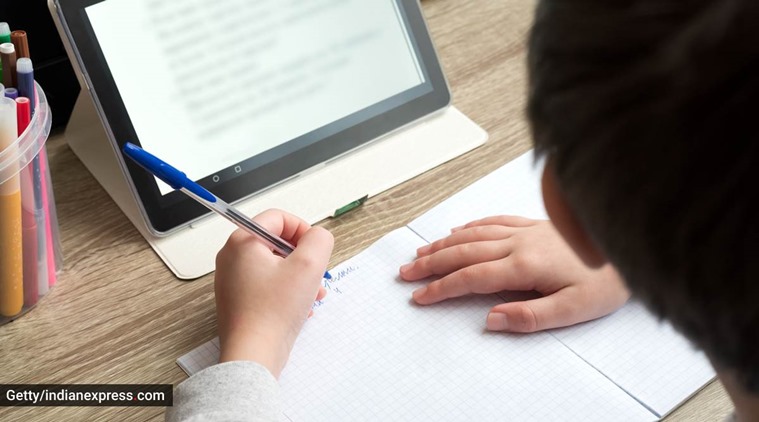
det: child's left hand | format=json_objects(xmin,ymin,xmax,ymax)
[{"xmin": 399, "ymin": 216, "xmax": 630, "ymax": 333}]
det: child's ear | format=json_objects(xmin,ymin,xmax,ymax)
[{"xmin": 541, "ymin": 159, "xmax": 607, "ymax": 268}]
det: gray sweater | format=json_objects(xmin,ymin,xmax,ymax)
[{"xmin": 166, "ymin": 361, "xmax": 282, "ymax": 422}]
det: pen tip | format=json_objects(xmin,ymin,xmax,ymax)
[{"xmin": 324, "ymin": 272, "xmax": 332, "ymax": 280}]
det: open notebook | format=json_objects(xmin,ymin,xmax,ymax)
[{"xmin": 177, "ymin": 151, "xmax": 715, "ymax": 421}]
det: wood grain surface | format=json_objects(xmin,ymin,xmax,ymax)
[{"xmin": 0, "ymin": 1, "xmax": 733, "ymax": 420}]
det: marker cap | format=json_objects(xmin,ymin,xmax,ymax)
[
  {"xmin": 16, "ymin": 58, "xmax": 32, "ymax": 74},
  {"xmin": 11, "ymin": 31, "xmax": 29, "ymax": 59},
  {"xmin": 0, "ymin": 43, "xmax": 14, "ymax": 54}
]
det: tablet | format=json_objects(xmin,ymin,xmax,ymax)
[{"xmin": 53, "ymin": 0, "xmax": 450, "ymax": 234}]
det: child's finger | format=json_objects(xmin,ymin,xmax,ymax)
[
  {"xmin": 400, "ymin": 240, "xmax": 512, "ymax": 281},
  {"xmin": 316, "ymin": 286, "xmax": 327, "ymax": 301},
  {"xmin": 485, "ymin": 286, "xmax": 625, "ymax": 333},
  {"xmin": 286, "ymin": 226, "xmax": 334, "ymax": 275},
  {"xmin": 461, "ymin": 215, "xmax": 538, "ymax": 230},
  {"xmin": 218, "ymin": 228, "xmax": 278, "ymax": 267},
  {"xmin": 417, "ymin": 225, "xmax": 515, "ymax": 257},
  {"xmin": 411, "ymin": 259, "xmax": 527, "ymax": 305},
  {"xmin": 252, "ymin": 208, "xmax": 313, "ymax": 243}
]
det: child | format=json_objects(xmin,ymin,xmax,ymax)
[
  {"xmin": 168, "ymin": 0, "xmax": 758, "ymax": 420},
  {"xmin": 523, "ymin": 0, "xmax": 758, "ymax": 418},
  {"xmin": 403, "ymin": 1, "xmax": 759, "ymax": 418}
]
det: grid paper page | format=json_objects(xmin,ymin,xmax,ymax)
[
  {"xmin": 551, "ymin": 302, "xmax": 715, "ymax": 417},
  {"xmin": 179, "ymin": 228, "xmax": 654, "ymax": 421},
  {"xmin": 408, "ymin": 150, "xmax": 547, "ymax": 244},
  {"xmin": 407, "ymin": 149, "xmax": 715, "ymax": 417},
  {"xmin": 177, "ymin": 337, "xmax": 220, "ymax": 376}
]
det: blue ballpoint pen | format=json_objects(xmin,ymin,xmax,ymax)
[{"xmin": 123, "ymin": 142, "xmax": 332, "ymax": 280}]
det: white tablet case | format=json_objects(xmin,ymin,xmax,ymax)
[
  {"xmin": 65, "ymin": 90, "xmax": 487, "ymax": 279},
  {"xmin": 51, "ymin": 0, "xmax": 488, "ymax": 279}
]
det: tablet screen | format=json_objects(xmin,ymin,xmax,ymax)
[
  {"xmin": 59, "ymin": 0, "xmax": 449, "ymax": 233},
  {"xmin": 86, "ymin": 0, "xmax": 426, "ymax": 195}
]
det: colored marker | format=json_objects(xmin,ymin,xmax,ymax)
[
  {"xmin": 17, "ymin": 80, "xmax": 38, "ymax": 299},
  {"xmin": 17, "ymin": 96, "xmax": 48, "ymax": 296},
  {"xmin": 20, "ymin": 164, "xmax": 38, "ymax": 307},
  {"xmin": 0, "ymin": 96, "xmax": 23, "ymax": 317},
  {"xmin": 40, "ymin": 150, "xmax": 60, "ymax": 283},
  {"xmin": 18, "ymin": 98, "xmax": 38, "ymax": 306},
  {"xmin": 0, "ymin": 23, "xmax": 10, "ymax": 44},
  {"xmin": 16, "ymin": 97, "xmax": 30, "ymax": 132},
  {"xmin": 11, "ymin": 31, "xmax": 29, "ymax": 59},
  {"xmin": 0, "ymin": 43, "xmax": 16, "ymax": 88},
  {"xmin": 4, "ymin": 87, "xmax": 17, "ymax": 99},
  {"xmin": 123, "ymin": 142, "xmax": 333, "ymax": 280},
  {"xmin": 17, "ymin": 56, "xmax": 55, "ymax": 285},
  {"xmin": 18, "ymin": 58, "xmax": 56, "ymax": 285},
  {"xmin": 0, "ymin": 23, "xmax": 7, "ymax": 75},
  {"xmin": 17, "ymin": 58, "xmax": 34, "ymax": 114}
]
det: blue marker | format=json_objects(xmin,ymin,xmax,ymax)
[
  {"xmin": 16, "ymin": 58, "xmax": 34, "ymax": 113},
  {"xmin": 16, "ymin": 59, "xmax": 49, "ymax": 292},
  {"xmin": 122, "ymin": 142, "xmax": 332, "ymax": 280},
  {"xmin": 4, "ymin": 87, "xmax": 17, "ymax": 99}
]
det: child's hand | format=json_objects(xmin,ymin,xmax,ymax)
[
  {"xmin": 399, "ymin": 216, "xmax": 629, "ymax": 332},
  {"xmin": 214, "ymin": 209, "xmax": 334, "ymax": 378}
]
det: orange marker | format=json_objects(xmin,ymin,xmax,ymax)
[{"xmin": 0, "ymin": 96, "xmax": 22, "ymax": 317}]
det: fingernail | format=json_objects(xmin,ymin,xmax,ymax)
[
  {"xmin": 487, "ymin": 313, "xmax": 509, "ymax": 331},
  {"xmin": 412, "ymin": 287, "xmax": 427, "ymax": 301},
  {"xmin": 417, "ymin": 244, "xmax": 431, "ymax": 255},
  {"xmin": 400, "ymin": 263, "xmax": 413, "ymax": 273},
  {"xmin": 451, "ymin": 225, "xmax": 464, "ymax": 232}
]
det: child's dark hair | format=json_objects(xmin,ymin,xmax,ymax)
[{"xmin": 528, "ymin": 0, "xmax": 759, "ymax": 390}]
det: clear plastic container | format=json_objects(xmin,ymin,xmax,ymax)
[{"xmin": 0, "ymin": 82, "xmax": 61, "ymax": 324}]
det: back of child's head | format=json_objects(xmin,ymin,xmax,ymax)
[{"xmin": 528, "ymin": 0, "xmax": 759, "ymax": 390}]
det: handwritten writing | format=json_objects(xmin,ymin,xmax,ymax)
[{"xmin": 312, "ymin": 265, "xmax": 359, "ymax": 309}]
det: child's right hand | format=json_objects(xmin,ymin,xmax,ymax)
[
  {"xmin": 399, "ymin": 216, "xmax": 629, "ymax": 333},
  {"xmin": 214, "ymin": 209, "xmax": 334, "ymax": 378}
]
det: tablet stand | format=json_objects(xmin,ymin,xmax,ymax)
[{"xmin": 64, "ymin": 90, "xmax": 487, "ymax": 279}]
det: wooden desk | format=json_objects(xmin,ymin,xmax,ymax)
[{"xmin": 0, "ymin": 1, "xmax": 733, "ymax": 420}]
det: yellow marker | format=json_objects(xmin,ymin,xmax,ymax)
[{"xmin": 0, "ymin": 96, "xmax": 22, "ymax": 317}]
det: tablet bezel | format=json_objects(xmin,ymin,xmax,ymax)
[{"xmin": 55, "ymin": 0, "xmax": 450, "ymax": 234}]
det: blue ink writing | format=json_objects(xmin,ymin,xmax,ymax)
[{"xmin": 312, "ymin": 265, "xmax": 360, "ymax": 309}]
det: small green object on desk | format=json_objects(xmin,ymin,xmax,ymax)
[{"xmin": 333, "ymin": 195, "xmax": 368, "ymax": 217}]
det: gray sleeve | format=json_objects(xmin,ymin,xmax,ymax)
[{"xmin": 166, "ymin": 361, "xmax": 283, "ymax": 422}]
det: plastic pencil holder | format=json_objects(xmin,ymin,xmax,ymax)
[{"xmin": 0, "ymin": 82, "xmax": 62, "ymax": 324}]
